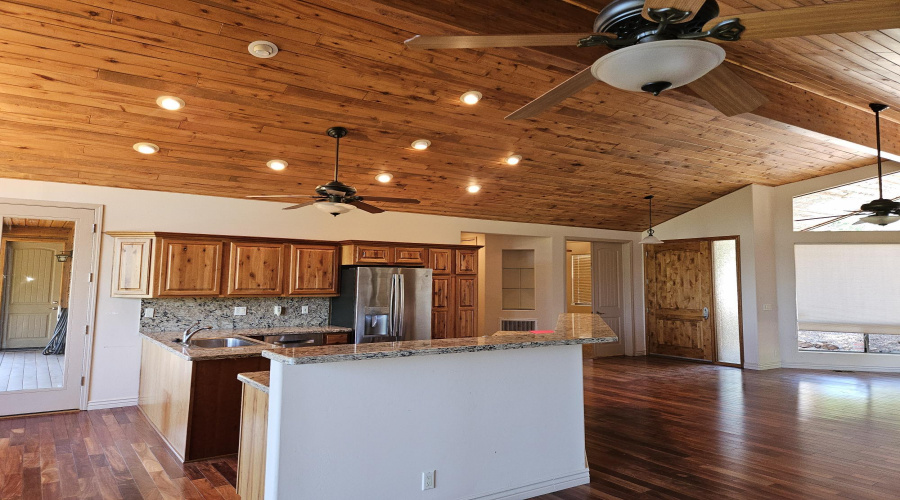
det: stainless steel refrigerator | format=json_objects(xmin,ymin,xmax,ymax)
[{"xmin": 331, "ymin": 267, "xmax": 433, "ymax": 343}]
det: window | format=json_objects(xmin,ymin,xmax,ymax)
[
  {"xmin": 570, "ymin": 254, "xmax": 591, "ymax": 306},
  {"xmin": 794, "ymin": 244, "xmax": 900, "ymax": 353},
  {"xmin": 793, "ymin": 171, "xmax": 900, "ymax": 232},
  {"xmin": 502, "ymin": 250, "xmax": 535, "ymax": 310}
]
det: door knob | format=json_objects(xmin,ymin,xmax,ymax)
[{"xmin": 702, "ymin": 307, "xmax": 709, "ymax": 320}]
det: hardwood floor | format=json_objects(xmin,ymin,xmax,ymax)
[
  {"xmin": 0, "ymin": 351, "xmax": 64, "ymax": 392},
  {"xmin": 1, "ymin": 357, "xmax": 899, "ymax": 499}
]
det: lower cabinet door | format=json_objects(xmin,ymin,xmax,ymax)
[{"xmin": 432, "ymin": 311, "xmax": 451, "ymax": 339}]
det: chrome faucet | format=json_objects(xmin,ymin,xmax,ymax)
[{"xmin": 182, "ymin": 321, "xmax": 212, "ymax": 344}]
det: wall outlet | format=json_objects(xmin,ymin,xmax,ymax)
[
  {"xmin": 422, "ymin": 470, "xmax": 435, "ymax": 490},
  {"xmin": 273, "ymin": 305, "xmax": 283, "ymax": 316},
  {"xmin": 143, "ymin": 307, "xmax": 154, "ymax": 318},
  {"xmin": 301, "ymin": 305, "xmax": 309, "ymax": 314},
  {"xmin": 762, "ymin": 304, "xmax": 773, "ymax": 311},
  {"xmin": 234, "ymin": 306, "xmax": 247, "ymax": 316}
]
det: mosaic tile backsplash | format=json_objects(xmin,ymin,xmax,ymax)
[{"xmin": 139, "ymin": 296, "xmax": 330, "ymax": 333}]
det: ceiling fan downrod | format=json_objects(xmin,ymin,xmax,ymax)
[{"xmin": 326, "ymin": 126, "xmax": 348, "ymax": 182}]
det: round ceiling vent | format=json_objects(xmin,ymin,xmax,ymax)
[{"xmin": 248, "ymin": 41, "xmax": 278, "ymax": 58}]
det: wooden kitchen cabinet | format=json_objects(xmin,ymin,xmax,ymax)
[
  {"xmin": 237, "ymin": 382, "xmax": 268, "ymax": 500},
  {"xmin": 455, "ymin": 276, "xmax": 477, "ymax": 338},
  {"xmin": 431, "ymin": 276, "xmax": 453, "ymax": 339},
  {"xmin": 394, "ymin": 247, "xmax": 426, "ymax": 265},
  {"xmin": 227, "ymin": 242, "xmax": 285, "ymax": 296},
  {"xmin": 156, "ymin": 237, "xmax": 224, "ymax": 296},
  {"xmin": 109, "ymin": 233, "xmax": 155, "ymax": 297},
  {"xmin": 287, "ymin": 244, "xmax": 340, "ymax": 296},
  {"xmin": 428, "ymin": 248, "xmax": 452, "ymax": 275},
  {"xmin": 455, "ymin": 248, "xmax": 478, "ymax": 275},
  {"xmin": 343, "ymin": 244, "xmax": 394, "ymax": 265}
]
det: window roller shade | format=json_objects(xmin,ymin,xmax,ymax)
[{"xmin": 795, "ymin": 244, "xmax": 900, "ymax": 335}]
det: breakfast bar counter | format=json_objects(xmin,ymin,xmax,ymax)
[{"xmin": 250, "ymin": 313, "xmax": 615, "ymax": 500}]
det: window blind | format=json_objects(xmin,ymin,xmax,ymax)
[
  {"xmin": 570, "ymin": 254, "xmax": 591, "ymax": 306},
  {"xmin": 795, "ymin": 244, "xmax": 900, "ymax": 335}
]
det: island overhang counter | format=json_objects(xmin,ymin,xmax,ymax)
[{"xmin": 257, "ymin": 313, "xmax": 616, "ymax": 500}]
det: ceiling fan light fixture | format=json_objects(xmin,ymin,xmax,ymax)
[
  {"xmin": 858, "ymin": 214, "xmax": 900, "ymax": 226},
  {"xmin": 315, "ymin": 201, "xmax": 356, "ymax": 216},
  {"xmin": 156, "ymin": 96, "xmax": 185, "ymax": 110},
  {"xmin": 266, "ymin": 159, "xmax": 287, "ymax": 171},
  {"xmin": 466, "ymin": 184, "xmax": 481, "ymax": 193},
  {"xmin": 506, "ymin": 154, "xmax": 522, "ymax": 165},
  {"xmin": 460, "ymin": 90, "xmax": 483, "ymax": 105},
  {"xmin": 375, "ymin": 173, "xmax": 393, "ymax": 183},
  {"xmin": 591, "ymin": 40, "xmax": 726, "ymax": 94},
  {"xmin": 133, "ymin": 142, "xmax": 159, "ymax": 154},
  {"xmin": 411, "ymin": 139, "xmax": 431, "ymax": 150}
]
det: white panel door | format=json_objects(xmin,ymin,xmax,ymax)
[
  {"xmin": 592, "ymin": 242, "xmax": 626, "ymax": 357},
  {"xmin": 3, "ymin": 241, "xmax": 65, "ymax": 349}
]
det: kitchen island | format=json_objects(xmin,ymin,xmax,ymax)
[{"xmin": 245, "ymin": 313, "xmax": 616, "ymax": 500}]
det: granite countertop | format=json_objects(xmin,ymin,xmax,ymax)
[
  {"xmin": 237, "ymin": 371, "xmax": 270, "ymax": 393},
  {"xmin": 140, "ymin": 326, "xmax": 353, "ymax": 361},
  {"xmin": 263, "ymin": 313, "xmax": 618, "ymax": 365}
]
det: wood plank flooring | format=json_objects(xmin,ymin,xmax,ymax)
[
  {"xmin": 0, "ymin": 357, "xmax": 898, "ymax": 499},
  {"xmin": 0, "ymin": 351, "xmax": 64, "ymax": 392}
]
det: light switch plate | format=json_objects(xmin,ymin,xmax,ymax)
[
  {"xmin": 273, "ymin": 305, "xmax": 283, "ymax": 316},
  {"xmin": 301, "ymin": 305, "xmax": 309, "ymax": 314},
  {"xmin": 144, "ymin": 307, "xmax": 154, "ymax": 318},
  {"xmin": 762, "ymin": 304, "xmax": 773, "ymax": 311},
  {"xmin": 234, "ymin": 306, "xmax": 247, "ymax": 316}
]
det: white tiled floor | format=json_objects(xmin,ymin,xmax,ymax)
[{"xmin": 0, "ymin": 349, "xmax": 64, "ymax": 391}]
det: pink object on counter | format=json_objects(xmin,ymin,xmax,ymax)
[{"xmin": 530, "ymin": 330, "xmax": 555, "ymax": 334}]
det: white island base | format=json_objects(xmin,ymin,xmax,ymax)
[{"xmin": 264, "ymin": 344, "xmax": 591, "ymax": 500}]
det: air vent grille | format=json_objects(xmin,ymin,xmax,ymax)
[{"xmin": 500, "ymin": 319, "xmax": 537, "ymax": 331}]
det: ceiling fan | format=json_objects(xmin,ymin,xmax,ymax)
[
  {"xmin": 797, "ymin": 103, "xmax": 900, "ymax": 231},
  {"xmin": 247, "ymin": 127, "xmax": 420, "ymax": 216},
  {"xmin": 404, "ymin": 0, "xmax": 900, "ymax": 119}
]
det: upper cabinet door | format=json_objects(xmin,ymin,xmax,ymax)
[
  {"xmin": 455, "ymin": 248, "xmax": 478, "ymax": 275},
  {"xmin": 227, "ymin": 242, "xmax": 285, "ymax": 296},
  {"xmin": 352, "ymin": 245, "xmax": 393, "ymax": 265},
  {"xmin": 157, "ymin": 238, "xmax": 224, "ymax": 296},
  {"xmin": 111, "ymin": 236, "xmax": 154, "ymax": 298},
  {"xmin": 428, "ymin": 248, "xmax": 452, "ymax": 275},
  {"xmin": 288, "ymin": 244, "xmax": 340, "ymax": 296},
  {"xmin": 394, "ymin": 247, "xmax": 426, "ymax": 266}
]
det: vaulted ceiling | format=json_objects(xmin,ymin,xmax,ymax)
[{"xmin": 0, "ymin": 0, "xmax": 898, "ymax": 230}]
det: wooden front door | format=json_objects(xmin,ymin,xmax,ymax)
[
  {"xmin": 2, "ymin": 241, "xmax": 65, "ymax": 349},
  {"xmin": 645, "ymin": 240, "xmax": 715, "ymax": 361}
]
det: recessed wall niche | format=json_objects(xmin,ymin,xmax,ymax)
[{"xmin": 502, "ymin": 249, "xmax": 535, "ymax": 310}]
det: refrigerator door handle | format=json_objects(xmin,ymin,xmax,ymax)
[
  {"xmin": 388, "ymin": 274, "xmax": 397, "ymax": 338},
  {"xmin": 398, "ymin": 274, "xmax": 406, "ymax": 341}
]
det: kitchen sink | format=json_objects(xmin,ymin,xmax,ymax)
[{"xmin": 188, "ymin": 337, "xmax": 259, "ymax": 348}]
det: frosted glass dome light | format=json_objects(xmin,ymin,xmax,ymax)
[
  {"xmin": 591, "ymin": 40, "xmax": 726, "ymax": 95},
  {"xmin": 315, "ymin": 201, "xmax": 356, "ymax": 216}
]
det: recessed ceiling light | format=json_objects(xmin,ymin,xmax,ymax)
[
  {"xmin": 375, "ymin": 173, "xmax": 393, "ymax": 183},
  {"xmin": 133, "ymin": 142, "xmax": 159, "ymax": 154},
  {"xmin": 506, "ymin": 154, "xmax": 522, "ymax": 165},
  {"xmin": 156, "ymin": 96, "xmax": 185, "ymax": 110},
  {"xmin": 466, "ymin": 184, "xmax": 481, "ymax": 193},
  {"xmin": 460, "ymin": 90, "xmax": 482, "ymax": 105},
  {"xmin": 267, "ymin": 159, "xmax": 287, "ymax": 171},
  {"xmin": 411, "ymin": 139, "xmax": 431, "ymax": 150},
  {"xmin": 248, "ymin": 40, "xmax": 278, "ymax": 58}
]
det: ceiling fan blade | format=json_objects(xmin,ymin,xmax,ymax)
[
  {"xmin": 506, "ymin": 66, "xmax": 597, "ymax": 120},
  {"xmin": 404, "ymin": 33, "xmax": 612, "ymax": 50},
  {"xmin": 642, "ymin": 0, "xmax": 708, "ymax": 23},
  {"xmin": 247, "ymin": 194, "xmax": 314, "ymax": 199},
  {"xmin": 686, "ymin": 65, "xmax": 767, "ymax": 116},
  {"xmin": 702, "ymin": 0, "xmax": 900, "ymax": 41},
  {"xmin": 347, "ymin": 200, "xmax": 385, "ymax": 214},
  {"xmin": 283, "ymin": 200, "xmax": 317, "ymax": 210},
  {"xmin": 358, "ymin": 196, "xmax": 421, "ymax": 204}
]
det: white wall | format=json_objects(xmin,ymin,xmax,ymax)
[
  {"xmin": 482, "ymin": 234, "xmax": 554, "ymax": 331},
  {"xmin": 653, "ymin": 185, "xmax": 779, "ymax": 369},
  {"xmin": 266, "ymin": 345, "xmax": 589, "ymax": 500},
  {"xmin": 773, "ymin": 162, "xmax": 900, "ymax": 372},
  {"xmin": 0, "ymin": 179, "xmax": 638, "ymax": 407}
]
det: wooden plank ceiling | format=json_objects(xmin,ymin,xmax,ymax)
[{"xmin": 0, "ymin": 0, "xmax": 897, "ymax": 230}]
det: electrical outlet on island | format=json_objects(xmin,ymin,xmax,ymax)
[{"xmin": 422, "ymin": 470, "xmax": 435, "ymax": 490}]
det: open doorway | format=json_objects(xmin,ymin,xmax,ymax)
[
  {"xmin": 0, "ymin": 202, "xmax": 100, "ymax": 416},
  {"xmin": 0, "ymin": 219, "xmax": 74, "ymax": 391},
  {"xmin": 567, "ymin": 240, "xmax": 633, "ymax": 357}
]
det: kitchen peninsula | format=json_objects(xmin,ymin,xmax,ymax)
[{"xmin": 243, "ymin": 313, "xmax": 616, "ymax": 500}]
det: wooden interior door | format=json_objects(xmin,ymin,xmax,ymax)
[
  {"xmin": 2, "ymin": 241, "xmax": 64, "ymax": 349},
  {"xmin": 645, "ymin": 240, "xmax": 715, "ymax": 361}
]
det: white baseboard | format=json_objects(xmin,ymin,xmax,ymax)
[
  {"xmin": 632, "ymin": 350, "xmax": 647, "ymax": 356},
  {"xmin": 744, "ymin": 361, "xmax": 782, "ymax": 370},
  {"xmin": 780, "ymin": 361, "xmax": 900, "ymax": 373},
  {"xmin": 86, "ymin": 397, "xmax": 138, "ymax": 410},
  {"xmin": 468, "ymin": 469, "xmax": 590, "ymax": 500}
]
